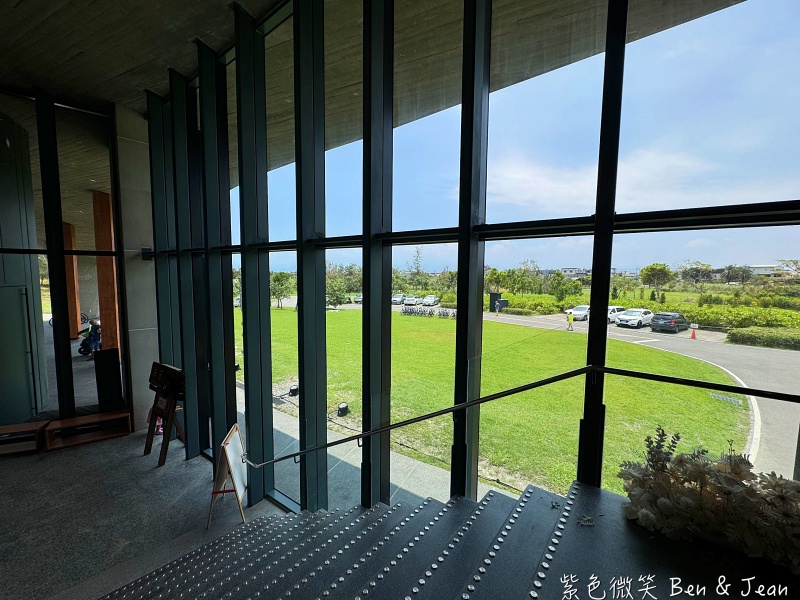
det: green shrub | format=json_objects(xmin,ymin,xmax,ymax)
[
  {"xmin": 440, "ymin": 302, "xmax": 457, "ymax": 309},
  {"xmin": 727, "ymin": 327, "xmax": 800, "ymax": 351},
  {"xmin": 502, "ymin": 308, "xmax": 534, "ymax": 316}
]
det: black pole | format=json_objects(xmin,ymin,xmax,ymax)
[{"xmin": 577, "ymin": 0, "xmax": 629, "ymax": 486}]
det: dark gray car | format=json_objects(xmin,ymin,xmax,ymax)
[{"xmin": 649, "ymin": 312, "xmax": 689, "ymax": 333}]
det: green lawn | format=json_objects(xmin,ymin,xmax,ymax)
[{"xmin": 233, "ymin": 308, "xmax": 749, "ymax": 495}]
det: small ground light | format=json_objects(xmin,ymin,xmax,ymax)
[
  {"xmin": 289, "ymin": 384, "xmax": 299, "ymax": 396},
  {"xmin": 337, "ymin": 402, "xmax": 349, "ymax": 416}
]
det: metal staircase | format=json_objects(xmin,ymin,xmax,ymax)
[{"xmin": 102, "ymin": 481, "xmax": 796, "ymax": 599}]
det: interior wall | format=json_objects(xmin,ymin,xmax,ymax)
[{"xmin": 114, "ymin": 104, "xmax": 157, "ymax": 430}]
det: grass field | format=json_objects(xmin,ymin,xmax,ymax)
[{"xmin": 233, "ymin": 307, "xmax": 749, "ymax": 495}]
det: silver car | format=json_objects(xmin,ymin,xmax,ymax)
[
  {"xmin": 566, "ymin": 305, "xmax": 590, "ymax": 321},
  {"xmin": 615, "ymin": 308, "xmax": 654, "ymax": 328},
  {"xmin": 403, "ymin": 295, "xmax": 422, "ymax": 305},
  {"xmin": 422, "ymin": 295, "xmax": 439, "ymax": 306}
]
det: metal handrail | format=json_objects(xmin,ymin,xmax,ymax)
[
  {"xmin": 242, "ymin": 366, "xmax": 592, "ymax": 468},
  {"xmin": 242, "ymin": 363, "xmax": 800, "ymax": 470}
]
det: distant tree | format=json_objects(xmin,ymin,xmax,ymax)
[
  {"xmin": 326, "ymin": 274, "xmax": 348, "ymax": 308},
  {"xmin": 519, "ymin": 259, "xmax": 542, "ymax": 295},
  {"xmin": 38, "ymin": 255, "xmax": 49, "ymax": 286},
  {"xmin": 610, "ymin": 275, "xmax": 636, "ymax": 299},
  {"xmin": 548, "ymin": 270, "xmax": 569, "ymax": 301},
  {"xmin": 660, "ymin": 292, "xmax": 667, "ymax": 304},
  {"xmin": 484, "ymin": 268, "xmax": 504, "ymax": 293},
  {"xmin": 650, "ymin": 289, "xmax": 657, "ymax": 301},
  {"xmin": 270, "ymin": 271, "xmax": 294, "ymax": 308},
  {"xmin": 232, "ymin": 267, "xmax": 242, "ymax": 299},
  {"xmin": 341, "ymin": 263, "xmax": 362, "ymax": 294},
  {"xmin": 722, "ymin": 264, "xmax": 752, "ymax": 286},
  {"xmin": 392, "ymin": 268, "xmax": 408, "ymax": 293},
  {"xmin": 777, "ymin": 259, "xmax": 800, "ymax": 278},
  {"xmin": 639, "ymin": 263, "xmax": 674, "ymax": 296},
  {"xmin": 680, "ymin": 260, "xmax": 713, "ymax": 295},
  {"xmin": 407, "ymin": 246, "xmax": 430, "ymax": 291},
  {"xmin": 435, "ymin": 268, "xmax": 458, "ymax": 294},
  {"xmin": 611, "ymin": 286, "xmax": 619, "ymax": 300}
]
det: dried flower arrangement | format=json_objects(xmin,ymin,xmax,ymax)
[{"xmin": 618, "ymin": 425, "xmax": 800, "ymax": 574}]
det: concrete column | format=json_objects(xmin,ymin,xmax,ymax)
[
  {"xmin": 92, "ymin": 190, "xmax": 120, "ymax": 351},
  {"xmin": 115, "ymin": 104, "xmax": 157, "ymax": 430},
  {"xmin": 62, "ymin": 221, "xmax": 81, "ymax": 339}
]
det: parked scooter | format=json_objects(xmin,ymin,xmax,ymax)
[{"xmin": 77, "ymin": 319, "xmax": 101, "ymax": 356}]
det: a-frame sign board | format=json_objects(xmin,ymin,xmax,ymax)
[
  {"xmin": 143, "ymin": 362, "xmax": 186, "ymax": 466},
  {"xmin": 207, "ymin": 423, "xmax": 248, "ymax": 528}
]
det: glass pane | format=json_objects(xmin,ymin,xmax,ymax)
[
  {"xmin": 269, "ymin": 251, "xmax": 300, "ymax": 503},
  {"xmin": 228, "ymin": 60, "xmax": 241, "ymax": 246},
  {"xmin": 324, "ymin": 249, "xmax": 362, "ymax": 507},
  {"xmin": 0, "ymin": 93, "xmax": 43, "ymax": 249},
  {"xmin": 56, "ymin": 107, "xmax": 113, "ymax": 252},
  {"xmin": 480, "ymin": 383, "xmax": 584, "ymax": 496},
  {"xmin": 72, "ymin": 256, "xmax": 100, "ymax": 408},
  {"xmin": 0, "ymin": 253, "xmax": 53, "ymax": 423},
  {"xmin": 392, "ymin": 0, "xmax": 463, "ymax": 232},
  {"xmin": 486, "ymin": 0, "xmax": 605, "ymax": 223},
  {"xmin": 390, "ymin": 413, "xmax": 453, "ymax": 505},
  {"xmin": 265, "ymin": 17, "xmax": 297, "ymax": 242},
  {"xmin": 603, "ymin": 377, "xmax": 751, "ymax": 495},
  {"xmin": 617, "ymin": 0, "xmax": 800, "ymax": 212},
  {"xmin": 607, "ymin": 227, "xmax": 800, "ymax": 481},
  {"xmin": 481, "ymin": 237, "xmax": 594, "ymax": 395},
  {"xmin": 324, "ymin": 0, "xmax": 363, "ymax": 237},
  {"xmin": 391, "ymin": 243, "xmax": 458, "ymax": 420}
]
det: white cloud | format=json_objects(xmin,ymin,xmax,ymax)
[{"xmin": 486, "ymin": 147, "xmax": 800, "ymax": 218}]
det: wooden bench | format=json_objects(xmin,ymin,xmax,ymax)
[
  {"xmin": 44, "ymin": 409, "xmax": 131, "ymax": 451},
  {"xmin": 0, "ymin": 421, "xmax": 49, "ymax": 455}
]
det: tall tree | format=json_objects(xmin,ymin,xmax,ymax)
[
  {"xmin": 679, "ymin": 260, "xmax": 713, "ymax": 295},
  {"xmin": 777, "ymin": 259, "xmax": 800, "ymax": 278},
  {"xmin": 407, "ymin": 246, "xmax": 430, "ymax": 291},
  {"xmin": 547, "ymin": 270, "xmax": 569, "ymax": 301},
  {"xmin": 639, "ymin": 263, "xmax": 674, "ymax": 296},
  {"xmin": 722, "ymin": 264, "xmax": 752, "ymax": 286},
  {"xmin": 518, "ymin": 259, "xmax": 542, "ymax": 296},
  {"xmin": 484, "ymin": 268, "xmax": 504, "ymax": 293},
  {"xmin": 392, "ymin": 268, "xmax": 408, "ymax": 293},
  {"xmin": 270, "ymin": 271, "xmax": 295, "ymax": 308}
]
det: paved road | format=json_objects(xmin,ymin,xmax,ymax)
[{"xmin": 278, "ymin": 298, "xmax": 799, "ymax": 477}]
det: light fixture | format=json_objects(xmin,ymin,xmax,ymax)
[
  {"xmin": 337, "ymin": 402, "xmax": 349, "ymax": 417},
  {"xmin": 289, "ymin": 384, "xmax": 299, "ymax": 397}
]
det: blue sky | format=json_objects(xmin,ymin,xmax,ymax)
[{"xmin": 233, "ymin": 0, "xmax": 799, "ymax": 274}]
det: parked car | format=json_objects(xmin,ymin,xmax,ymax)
[
  {"xmin": 565, "ymin": 305, "xmax": 590, "ymax": 321},
  {"xmin": 422, "ymin": 295, "xmax": 439, "ymax": 306},
  {"xmin": 615, "ymin": 308, "xmax": 654, "ymax": 328},
  {"xmin": 353, "ymin": 294, "xmax": 363, "ymax": 303},
  {"xmin": 649, "ymin": 312, "xmax": 689, "ymax": 333},
  {"xmin": 391, "ymin": 294, "xmax": 406, "ymax": 305},
  {"xmin": 607, "ymin": 306, "xmax": 625, "ymax": 323},
  {"xmin": 403, "ymin": 295, "xmax": 422, "ymax": 305},
  {"xmin": 233, "ymin": 296, "xmax": 241, "ymax": 307}
]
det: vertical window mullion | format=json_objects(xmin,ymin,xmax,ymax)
[
  {"xmin": 362, "ymin": 0, "xmax": 394, "ymax": 507},
  {"xmin": 294, "ymin": 0, "xmax": 328, "ymax": 512},
  {"xmin": 578, "ymin": 0, "xmax": 629, "ymax": 487},
  {"xmin": 452, "ymin": 0, "xmax": 492, "ymax": 500}
]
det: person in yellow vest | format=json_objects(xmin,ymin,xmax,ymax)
[{"xmin": 567, "ymin": 311, "xmax": 574, "ymax": 331}]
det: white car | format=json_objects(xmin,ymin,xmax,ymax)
[
  {"xmin": 233, "ymin": 296, "xmax": 241, "ymax": 307},
  {"xmin": 565, "ymin": 305, "xmax": 590, "ymax": 321},
  {"xmin": 615, "ymin": 308, "xmax": 654, "ymax": 328},
  {"xmin": 422, "ymin": 295, "xmax": 439, "ymax": 306},
  {"xmin": 607, "ymin": 306, "xmax": 625, "ymax": 323},
  {"xmin": 391, "ymin": 294, "xmax": 406, "ymax": 305},
  {"xmin": 403, "ymin": 295, "xmax": 422, "ymax": 305}
]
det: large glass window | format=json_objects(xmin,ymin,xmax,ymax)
[
  {"xmin": 486, "ymin": 0, "xmax": 605, "ymax": 223},
  {"xmin": 617, "ymin": 0, "xmax": 800, "ymax": 213},
  {"xmin": 265, "ymin": 17, "xmax": 297, "ymax": 242},
  {"xmin": 392, "ymin": 0, "xmax": 463, "ymax": 232}
]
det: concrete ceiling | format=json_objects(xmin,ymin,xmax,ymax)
[{"xmin": 0, "ymin": 0, "xmax": 743, "ymax": 248}]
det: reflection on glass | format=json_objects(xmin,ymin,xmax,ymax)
[
  {"xmin": 0, "ymin": 93, "xmax": 44, "ymax": 249},
  {"xmin": 71, "ymin": 256, "xmax": 100, "ymax": 408},
  {"xmin": 390, "ymin": 413, "xmax": 453, "ymax": 505},
  {"xmin": 265, "ymin": 18, "xmax": 297, "ymax": 242},
  {"xmin": 603, "ymin": 377, "xmax": 751, "ymax": 495},
  {"xmin": 617, "ymin": 0, "xmax": 800, "ymax": 212},
  {"xmin": 56, "ymin": 107, "xmax": 112, "ymax": 251},
  {"xmin": 227, "ymin": 60, "xmax": 241, "ymax": 245},
  {"xmin": 393, "ymin": 0, "xmax": 463, "ymax": 231},
  {"xmin": 486, "ymin": 0, "xmax": 604, "ymax": 223}
]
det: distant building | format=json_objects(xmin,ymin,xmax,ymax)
[{"xmin": 748, "ymin": 264, "xmax": 780, "ymax": 277}]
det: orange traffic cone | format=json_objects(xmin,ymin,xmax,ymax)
[{"xmin": 690, "ymin": 329, "xmax": 697, "ymax": 340}]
